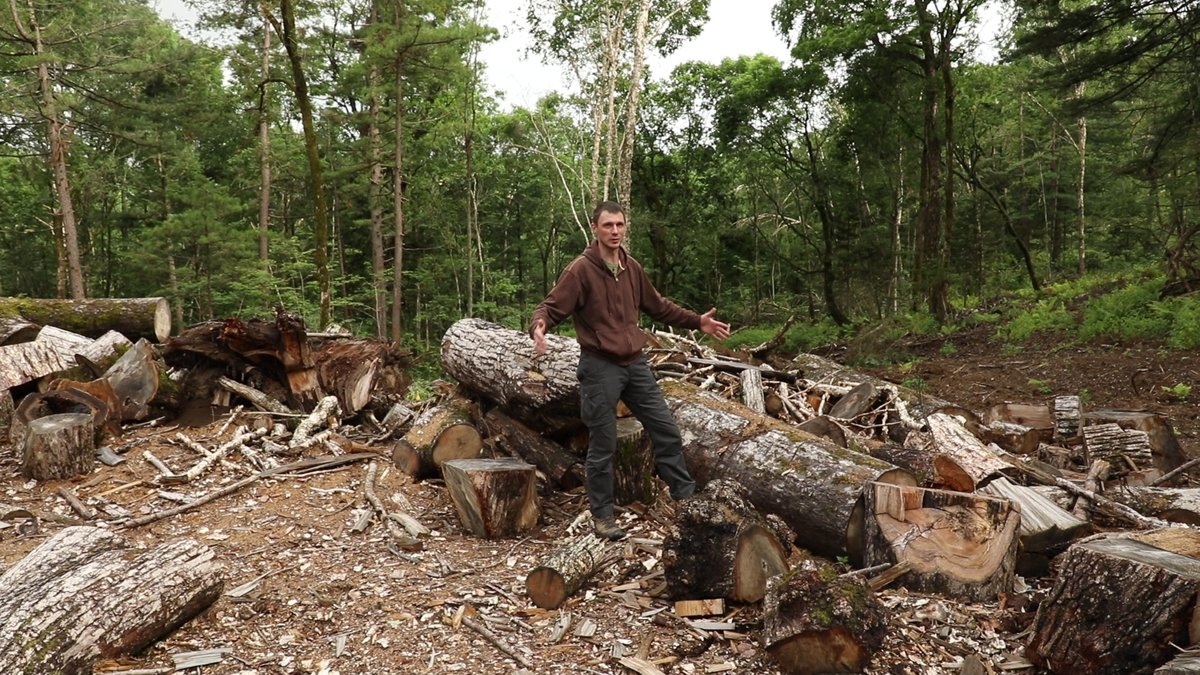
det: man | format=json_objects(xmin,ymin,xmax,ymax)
[{"xmin": 530, "ymin": 201, "xmax": 731, "ymax": 540}]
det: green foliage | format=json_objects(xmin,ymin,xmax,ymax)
[
  {"xmin": 1080, "ymin": 280, "xmax": 1171, "ymax": 342},
  {"xmin": 1168, "ymin": 298, "xmax": 1200, "ymax": 349},
  {"xmin": 900, "ymin": 376, "xmax": 927, "ymax": 392},
  {"xmin": 995, "ymin": 298, "xmax": 1075, "ymax": 343},
  {"xmin": 939, "ymin": 341, "xmax": 958, "ymax": 356},
  {"xmin": 1027, "ymin": 378, "xmax": 1052, "ymax": 395},
  {"xmin": 1161, "ymin": 383, "xmax": 1192, "ymax": 402}
]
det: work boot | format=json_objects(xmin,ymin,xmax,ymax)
[{"xmin": 592, "ymin": 515, "xmax": 627, "ymax": 541}]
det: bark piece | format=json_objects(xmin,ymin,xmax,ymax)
[
  {"xmin": 739, "ymin": 367, "xmax": 765, "ymax": 414},
  {"xmin": 0, "ymin": 526, "xmax": 223, "ymax": 674},
  {"xmin": 1028, "ymin": 532, "xmax": 1200, "ymax": 675},
  {"xmin": 443, "ymin": 458, "xmax": 539, "ymax": 539},
  {"xmin": 614, "ymin": 417, "xmax": 659, "ymax": 506},
  {"xmin": 526, "ymin": 533, "xmax": 609, "ymax": 609},
  {"xmin": 762, "ymin": 557, "xmax": 889, "ymax": 675},
  {"xmin": 862, "ymin": 481, "xmax": 1019, "ymax": 601},
  {"xmin": 0, "ymin": 389, "xmax": 12, "ymax": 444},
  {"xmin": 663, "ymin": 479, "xmax": 788, "ymax": 603},
  {"xmin": 484, "ymin": 408, "xmax": 584, "ymax": 491},
  {"xmin": 392, "ymin": 395, "xmax": 483, "ymax": 480},
  {"xmin": 1083, "ymin": 422, "xmax": 1152, "ymax": 467},
  {"xmin": 0, "ymin": 296, "xmax": 171, "ymax": 342},
  {"xmin": 22, "ymin": 412, "xmax": 96, "ymax": 481}
]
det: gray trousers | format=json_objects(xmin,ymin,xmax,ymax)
[{"xmin": 577, "ymin": 352, "xmax": 696, "ymax": 518}]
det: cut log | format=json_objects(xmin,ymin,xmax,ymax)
[
  {"xmin": 21, "ymin": 412, "xmax": 96, "ymax": 481},
  {"xmin": 0, "ymin": 526, "xmax": 222, "ymax": 674},
  {"xmin": 313, "ymin": 337, "xmax": 412, "ymax": 413},
  {"xmin": 662, "ymin": 479, "xmax": 788, "ymax": 603},
  {"xmin": 0, "ymin": 339, "xmax": 71, "ymax": 390},
  {"xmin": 483, "ymin": 408, "xmax": 584, "ymax": 490},
  {"xmin": 739, "ymin": 367, "xmax": 765, "ymax": 414},
  {"xmin": 979, "ymin": 476, "xmax": 1090, "ymax": 575},
  {"xmin": 664, "ymin": 381, "xmax": 916, "ymax": 563},
  {"xmin": 0, "ymin": 296, "xmax": 171, "ymax": 342},
  {"xmin": 1083, "ymin": 422, "xmax": 1152, "ymax": 467},
  {"xmin": 392, "ymin": 395, "xmax": 484, "ymax": 480},
  {"xmin": 762, "ymin": 557, "xmax": 889, "ymax": 675},
  {"xmin": 525, "ymin": 533, "xmax": 609, "ymax": 609},
  {"xmin": 443, "ymin": 458, "xmax": 539, "ymax": 539},
  {"xmin": 985, "ymin": 402, "xmax": 1054, "ymax": 442},
  {"xmin": 614, "ymin": 417, "xmax": 659, "ymax": 506},
  {"xmin": 1053, "ymin": 394, "xmax": 1082, "ymax": 441},
  {"xmin": 795, "ymin": 416, "xmax": 848, "ymax": 448},
  {"xmin": 827, "ymin": 382, "xmax": 880, "ymax": 421},
  {"xmin": 904, "ymin": 412, "xmax": 1015, "ymax": 491},
  {"xmin": 1028, "ymin": 531, "xmax": 1200, "ymax": 675},
  {"xmin": 1086, "ymin": 409, "xmax": 1186, "ymax": 476},
  {"xmin": 862, "ymin": 481, "xmax": 1019, "ymax": 601},
  {"xmin": 441, "ymin": 318, "xmax": 583, "ymax": 432},
  {"xmin": 980, "ymin": 420, "xmax": 1042, "ymax": 455}
]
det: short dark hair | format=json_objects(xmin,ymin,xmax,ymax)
[{"xmin": 591, "ymin": 201, "xmax": 625, "ymax": 225}]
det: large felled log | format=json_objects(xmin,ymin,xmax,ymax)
[
  {"xmin": 862, "ymin": 481, "xmax": 1019, "ymax": 601},
  {"xmin": 441, "ymin": 318, "xmax": 582, "ymax": 432},
  {"xmin": 312, "ymin": 337, "xmax": 412, "ymax": 414},
  {"xmin": 443, "ymin": 458, "xmax": 539, "ymax": 538},
  {"xmin": 905, "ymin": 412, "xmax": 1015, "ymax": 491},
  {"xmin": 979, "ymin": 476, "xmax": 1090, "ymax": 575},
  {"xmin": 663, "ymin": 479, "xmax": 788, "ymax": 602},
  {"xmin": 614, "ymin": 417, "xmax": 659, "ymax": 506},
  {"xmin": 483, "ymin": 408, "xmax": 584, "ymax": 490},
  {"xmin": 526, "ymin": 533, "xmax": 609, "ymax": 609},
  {"xmin": 391, "ymin": 395, "xmax": 483, "ymax": 479},
  {"xmin": 0, "ymin": 296, "xmax": 171, "ymax": 342},
  {"xmin": 1028, "ymin": 530, "xmax": 1200, "ymax": 675},
  {"xmin": 21, "ymin": 412, "xmax": 95, "ymax": 481},
  {"xmin": 0, "ymin": 526, "xmax": 223, "ymax": 673},
  {"xmin": 665, "ymin": 382, "xmax": 916, "ymax": 562},
  {"xmin": 762, "ymin": 557, "xmax": 889, "ymax": 675},
  {"xmin": 0, "ymin": 339, "xmax": 71, "ymax": 390}
]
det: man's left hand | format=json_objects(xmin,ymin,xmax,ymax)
[{"xmin": 699, "ymin": 308, "xmax": 731, "ymax": 340}]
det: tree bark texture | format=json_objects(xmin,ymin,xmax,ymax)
[
  {"xmin": 662, "ymin": 479, "xmax": 788, "ymax": 603},
  {"xmin": 0, "ymin": 297, "xmax": 171, "ymax": 342},
  {"xmin": 614, "ymin": 416, "xmax": 659, "ymax": 506},
  {"xmin": 0, "ymin": 526, "xmax": 223, "ymax": 674},
  {"xmin": 1086, "ymin": 409, "xmax": 1185, "ymax": 476},
  {"xmin": 0, "ymin": 339, "xmax": 70, "ymax": 390},
  {"xmin": 22, "ymin": 412, "xmax": 95, "ymax": 481},
  {"xmin": 1028, "ymin": 533, "xmax": 1200, "ymax": 675},
  {"xmin": 525, "ymin": 533, "xmax": 609, "ymax": 610},
  {"xmin": 443, "ymin": 458, "xmax": 539, "ymax": 539},
  {"xmin": 313, "ymin": 337, "xmax": 412, "ymax": 414}
]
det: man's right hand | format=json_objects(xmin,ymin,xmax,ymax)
[{"xmin": 532, "ymin": 319, "xmax": 548, "ymax": 355}]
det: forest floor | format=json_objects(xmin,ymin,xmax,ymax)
[{"xmin": 1, "ymin": 323, "xmax": 1198, "ymax": 675}]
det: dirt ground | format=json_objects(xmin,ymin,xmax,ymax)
[{"xmin": 1, "ymin": 326, "xmax": 1196, "ymax": 675}]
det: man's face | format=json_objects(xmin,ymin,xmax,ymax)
[{"xmin": 592, "ymin": 210, "xmax": 626, "ymax": 254}]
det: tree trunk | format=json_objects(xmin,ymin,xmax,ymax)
[
  {"xmin": 862, "ymin": 481, "xmax": 1019, "ymax": 602},
  {"xmin": 1086, "ymin": 409, "xmax": 1185, "ymax": 477},
  {"xmin": 526, "ymin": 533, "xmax": 609, "ymax": 610},
  {"xmin": 0, "ymin": 526, "xmax": 223, "ymax": 674},
  {"xmin": 0, "ymin": 296, "xmax": 171, "ymax": 342},
  {"xmin": 443, "ymin": 458, "xmax": 539, "ymax": 539},
  {"xmin": 663, "ymin": 479, "xmax": 788, "ymax": 603},
  {"xmin": 392, "ymin": 395, "xmax": 483, "ymax": 480},
  {"xmin": 390, "ymin": 8, "xmax": 407, "ymax": 343},
  {"xmin": 484, "ymin": 408, "xmax": 584, "ymax": 490},
  {"xmin": 368, "ymin": 47, "xmax": 387, "ymax": 339},
  {"xmin": 258, "ymin": 5, "xmax": 272, "ymax": 262},
  {"xmin": 1028, "ymin": 532, "xmax": 1200, "ymax": 675},
  {"xmin": 762, "ymin": 558, "xmax": 889, "ymax": 675},
  {"xmin": 616, "ymin": 0, "xmax": 651, "ymax": 210}
]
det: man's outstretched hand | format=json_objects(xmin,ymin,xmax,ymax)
[
  {"xmin": 699, "ymin": 308, "xmax": 731, "ymax": 340},
  {"xmin": 531, "ymin": 319, "xmax": 548, "ymax": 355}
]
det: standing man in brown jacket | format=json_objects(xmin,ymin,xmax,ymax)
[{"xmin": 530, "ymin": 201, "xmax": 731, "ymax": 540}]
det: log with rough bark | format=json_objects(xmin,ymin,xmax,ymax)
[
  {"xmin": 0, "ymin": 317, "xmax": 38, "ymax": 344},
  {"xmin": 441, "ymin": 318, "xmax": 583, "ymax": 432},
  {"xmin": 0, "ymin": 339, "xmax": 71, "ymax": 390},
  {"xmin": 862, "ymin": 481, "xmax": 1019, "ymax": 602},
  {"xmin": 443, "ymin": 458, "xmax": 539, "ymax": 539},
  {"xmin": 525, "ymin": 533, "xmax": 610, "ymax": 609},
  {"xmin": 1102, "ymin": 487, "xmax": 1200, "ymax": 526},
  {"xmin": 0, "ymin": 296, "xmax": 172, "ymax": 342},
  {"xmin": 1028, "ymin": 530, "xmax": 1200, "ymax": 675},
  {"xmin": 762, "ymin": 557, "xmax": 889, "ymax": 675},
  {"xmin": 739, "ymin": 367, "xmax": 765, "ymax": 413},
  {"xmin": 22, "ymin": 412, "xmax": 96, "ymax": 481},
  {"xmin": 1086, "ymin": 409, "xmax": 1186, "ymax": 476},
  {"xmin": 1083, "ymin": 422, "xmax": 1152, "ymax": 467},
  {"xmin": 905, "ymin": 412, "xmax": 1015, "ymax": 491},
  {"xmin": 665, "ymin": 382, "xmax": 916, "ymax": 562},
  {"xmin": 1054, "ymin": 394, "xmax": 1082, "ymax": 441},
  {"xmin": 392, "ymin": 395, "xmax": 483, "ymax": 480},
  {"xmin": 0, "ymin": 526, "xmax": 223, "ymax": 673},
  {"xmin": 483, "ymin": 408, "xmax": 584, "ymax": 490},
  {"xmin": 614, "ymin": 417, "xmax": 659, "ymax": 506},
  {"xmin": 313, "ymin": 337, "xmax": 412, "ymax": 413},
  {"xmin": 979, "ymin": 476, "xmax": 1090, "ymax": 576},
  {"xmin": 0, "ymin": 389, "xmax": 11, "ymax": 443},
  {"xmin": 663, "ymin": 479, "xmax": 788, "ymax": 603}
]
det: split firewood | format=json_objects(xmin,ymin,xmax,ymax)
[
  {"xmin": 794, "ymin": 416, "xmax": 848, "ymax": 448},
  {"xmin": 0, "ymin": 526, "xmax": 222, "ymax": 674},
  {"xmin": 526, "ymin": 533, "xmax": 612, "ymax": 609},
  {"xmin": 826, "ymin": 381, "xmax": 880, "ymax": 422},
  {"xmin": 376, "ymin": 401, "xmax": 417, "ymax": 438},
  {"xmin": 761, "ymin": 557, "xmax": 889, "ymax": 675},
  {"xmin": 291, "ymin": 395, "xmax": 341, "ymax": 447},
  {"xmin": 613, "ymin": 417, "xmax": 659, "ymax": 506},
  {"xmin": 483, "ymin": 408, "xmax": 584, "ymax": 490},
  {"xmin": 905, "ymin": 412, "xmax": 1015, "ymax": 491},
  {"xmin": 979, "ymin": 477, "xmax": 1089, "ymax": 576},
  {"xmin": 443, "ymin": 458, "xmax": 539, "ymax": 539},
  {"xmin": 1028, "ymin": 530, "xmax": 1200, "ymax": 675},
  {"xmin": 217, "ymin": 376, "xmax": 291, "ymax": 415},
  {"xmin": 861, "ymin": 481, "xmax": 1020, "ymax": 602},
  {"xmin": 392, "ymin": 395, "xmax": 483, "ymax": 480},
  {"xmin": 662, "ymin": 479, "xmax": 788, "ymax": 603},
  {"xmin": 1053, "ymin": 394, "xmax": 1082, "ymax": 441},
  {"xmin": 22, "ymin": 412, "xmax": 96, "ymax": 481},
  {"xmin": 739, "ymin": 367, "xmax": 765, "ymax": 413}
]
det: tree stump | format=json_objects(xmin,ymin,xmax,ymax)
[
  {"xmin": 762, "ymin": 557, "xmax": 889, "ymax": 675},
  {"xmin": 663, "ymin": 479, "xmax": 788, "ymax": 602},
  {"xmin": 1028, "ymin": 531, "xmax": 1200, "ymax": 675},
  {"xmin": 443, "ymin": 458, "xmax": 539, "ymax": 539},
  {"xmin": 392, "ymin": 395, "xmax": 483, "ymax": 480},
  {"xmin": 862, "ymin": 481, "xmax": 1019, "ymax": 601},
  {"xmin": 525, "ymin": 533, "xmax": 609, "ymax": 609},
  {"xmin": 0, "ymin": 526, "xmax": 223, "ymax": 673},
  {"xmin": 21, "ymin": 412, "xmax": 96, "ymax": 481},
  {"xmin": 614, "ymin": 416, "xmax": 659, "ymax": 506},
  {"xmin": 484, "ymin": 408, "xmax": 585, "ymax": 490}
]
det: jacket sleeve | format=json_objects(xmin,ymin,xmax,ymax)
[
  {"xmin": 636, "ymin": 265, "xmax": 701, "ymax": 330},
  {"xmin": 529, "ymin": 260, "xmax": 583, "ymax": 336}
]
